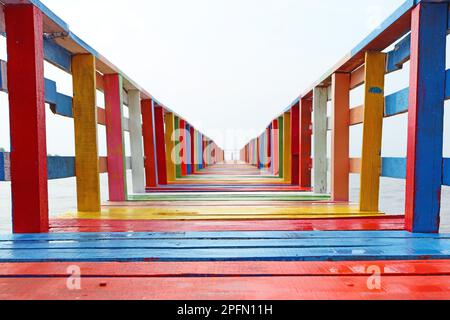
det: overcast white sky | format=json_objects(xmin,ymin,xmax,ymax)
[{"xmin": 0, "ymin": 0, "xmax": 449, "ymax": 158}]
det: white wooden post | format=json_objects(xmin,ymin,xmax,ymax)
[
  {"xmin": 313, "ymin": 86, "xmax": 328, "ymax": 194},
  {"xmin": 128, "ymin": 90, "xmax": 146, "ymax": 193}
]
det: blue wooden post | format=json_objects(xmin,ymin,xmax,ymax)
[{"xmin": 405, "ymin": 2, "xmax": 448, "ymax": 233}]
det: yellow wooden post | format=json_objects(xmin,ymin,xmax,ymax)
[
  {"xmin": 283, "ymin": 111, "xmax": 292, "ymax": 183},
  {"xmin": 164, "ymin": 112, "xmax": 176, "ymax": 182},
  {"xmin": 360, "ymin": 51, "xmax": 386, "ymax": 211},
  {"xmin": 72, "ymin": 54, "xmax": 100, "ymax": 212}
]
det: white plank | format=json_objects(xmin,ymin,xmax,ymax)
[{"xmin": 128, "ymin": 90, "xmax": 145, "ymax": 193}]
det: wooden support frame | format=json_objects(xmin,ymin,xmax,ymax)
[
  {"xmin": 283, "ymin": 112, "xmax": 292, "ymax": 183},
  {"xmin": 313, "ymin": 87, "xmax": 328, "ymax": 194},
  {"xmin": 72, "ymin": 54, "xmax": 101, "ymax": 213},
  {"xmin": 299, "ymin": 98, "xmax": 312, "ymax": 188},
  {"xmin": 359, "ymin": 52, "xmax": 386, "ymax": 212},
  {"xmin": 141, "ymin": 99, "xmax": 158, "ymax": 188},
  {"xmin": 405, "ymin": 2, "xmax": 448, "ymax": 233},
  {"xmin": 153, "ymin": 105, "xmax": 167, "ymax": 185},
  {"xmin": 278, "ymin": 116, "xmax": 284, "ymax": 178},
  {"xmin": 104, "ymin": 74, "xmax": 127, "ymax": 201},
  {"xmin": 272, "ymin": 120, "xmax": 279, "ymax": 176},
  {"xmin": 5, "ymin": 4, "xmax": 49, "ymax": 233},
  {"xmin": 128, "ymin": 90, "xmax": 145, "ymax": 194},
  {"xmin": 290, "ymin": 102, "xmax": 300, "ymax": 185},
  {"xmin": 190, "ymin": 126, "xmax": 196, "ymax": 174},
  {"xmin": 164, "ymin": 112, "xmax": 176, "ymax": 182},
  {"xmin": 331, "ymin": 73, "xmax": 350, "ymax": 202}
]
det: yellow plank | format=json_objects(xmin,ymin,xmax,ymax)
[
  {"xmin": 61, "ymin": 204, "xmax": 383, "ymax": 220},
  {"xmin": 72, "ymin": 54, "xmax": 101, "ymax": 213},
  {"xmin": 360, "ymin": 52, "xmax": 386, "ymax": 212},
  {"xmin": 283, "ymin": 112, "xmax": 292, "ymax": 183},
  {"xmin": 164, "ymin": 112, "xmax": 176, "ymax": 182}
]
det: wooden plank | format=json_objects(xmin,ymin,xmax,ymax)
[
  {"xmin": 313, "ymin": 87, "xmax": 328, "ymax": 194},
  {"xmin": 382, "ymin": 157, "xmax": 406, "ymax": 179},
  {"xmin": 4, "ymin": 230, "xmax": 439, "ymax": 242},
  {"xmin": 141, "ymin": 99, "xmax": 157, "ymax": 188},
  {"xmin": 174, "ymin": 116, "xmax": 182, "ymax": 178},
  {"xmin": 7, "ymin": 259, "xmax": 450, "ymax": 277},
  {"xmin": 3, "ymin": 230, "xmax": 450, "ymax": 262},
  {"xmin": 360, "ymin": 51, "xmax": 386, "ymax": 212},
  {"xmin": 4, "ymin": 4, "xmax": 49, "ymax": 233},
  {"xmin": 104, "ymin": 74, "xmax": 127, "ymax": 201},
  {"xmin": 299, "ymin": 98, "xmax": 312, "ymax": 188},
  {"xmin": 283, "ymin": 112, "xmax": 292, "ymax": 183},
  {"xmin": 386, "ymin": 33, "xmax": 411, "ymax": 74},
  {"xmin": 50, "ymin": 216, "xmax": 404, "ymax": 233},
  {"xmin": 331, "ymin": 73, "xmax": 350, "ymax": 202},
  {"xmin": 350, "ymin": 158, "xmax": 361, "ymax": 174},
  {"xmin": 153, "ymin": 105, "xmax": 167, "ymax": 185},
  {"xmin": 278, "ymin": 116, "xmax": 284, "ymax": 178},
  {"xmin": 2, "ymin": 275, "xmax": 450, "ymax": 300},
  {"xmin": 164, "ymin": 112, "xmax": 176, "ymax": 182},
  {"xmin": 350, "ymin": 65, "xmax": 365, "ymax": 89},
  {"xmin": 190, "ymin": 126, "xmax": 196, "ymax": 174},
  {"xmin": 405, "ymin": 2, "xmax": 447, "ymax": 233},
  {"xmin": 349, "ymin": 106, "xmax": 364, "ymax": 125},
  {"xmin": 385, "ymin": 87, "xmax": 409, "ymax": 117},
  {"xmin": 272, "ymin": 120, "xmax": 279, "ymax": 176},
  {"xmin": 180, "ymin": 119, "xmax": 187, "ymax": 176},
  {"xmin": 290, "ymin": 102, "xmax": 300, "ymax": 185},
  {"xmin": 128, "ymin": 90, "xmax": 145, "ymax": 193}
]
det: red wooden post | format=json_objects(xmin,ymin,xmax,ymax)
[
  {"xmin": 190, "ymin": 126, "xmax": 196, "ymax": 174},
  {"xmin": 290, "ymin": 102, "xmax": 300, "ymax": 185},
  {"xmin": 272, "ymin": 119, "xmax": 279, "ymax": 176},
  {"xmin": 266, "ymin": 126, "xmax": 271, "ymax": 170},
  {"xmin": 299, "ymin": 98, "xmax": 312, "ymax": 188},
  {"xmin": 104, "ymin": 74, "xmax": 127, "ymax": 201},
  {"xmin": 154, "ymin": 105, "xmax": 167, "ymax": 185},
  {"xmin": 141, "ymin": 99, "xmax": 157, "ymax": 188},
  {"xmin": 5, "ymin": 4, "xmax": 49, "ymax": 233}
]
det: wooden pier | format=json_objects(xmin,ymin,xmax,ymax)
[{"xmin": 0, "ymin": 0, "xmax": 450, "ymax": 300}]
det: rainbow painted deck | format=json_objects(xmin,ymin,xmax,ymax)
[{"xmin": 1, "ymin": 0, "xmax": 450, "ymax": 300}]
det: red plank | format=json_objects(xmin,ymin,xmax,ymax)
[
  {"xmin": 1, "ymin": 276, "xmax": 449, "ymax": 300},
  {"xmin": 104, "ymin": 74, "xmax": 127, "ymax": 201},
  {"xmin": 299, "ymin": 98, "xmax": 312, "ymax": 188},
  {"xmin": 5, "ymin": 4, "xmax": 49, "ymax": 233},
  {"xmin": 153, "ymin": 105, "xmax": 167, "ymax": 185},
  {"xmin": 141, "ymin": 99, "xmax": 157, "ymax": 188},
  {"xmin": 290, "ymin": 102, "xmax": 300, "ymax": 185},
  {"xmin": 1, "ymin": 260, "xmax": 449, "ymax": 277},
  {"xmin": 50, "ymin": 216, "xmax": 405, "ymax": 233}
]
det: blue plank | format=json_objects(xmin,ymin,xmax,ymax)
[
  {"xmin": 47, "ymin": 156, "xmax": 75, "ymax": 180},
  {"xmin": 1, "ymin": 238, "xmax": 450, "ymax": 262},
  {"xmin": 446, "ymin": 69, "xmax": 450, "ymax": 100},
  {"xmin": 385, "ymin": 87, "xmax": 410, "ymax": 116},
  {"xmin": 444, "ymin": 158, "xmax": 450, "ymax": 186},
  {"xmin": 53, "ymin": 93, "xmax": 73, "ymax": 117},
  {"xmin": 3, "ymin": 231, "xmax": 450, "ymax": 242},
  {"xmin": 386, "ymin": 34, "xmax": 411, "ymax": 74},
  {"xmin": 0, "ymin": 152, "xmax": 5, "ymax": 182},
  {"xmin": 43, "ymin": 38, "xmax": 72, "ymax": 73},
  {"xmin": 382, "ymin": 158, "xmax": 407, "ymax": 179},
  {"xmin": 407, "ymin": 2, "xmax": 448, "ymax": 233}
]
